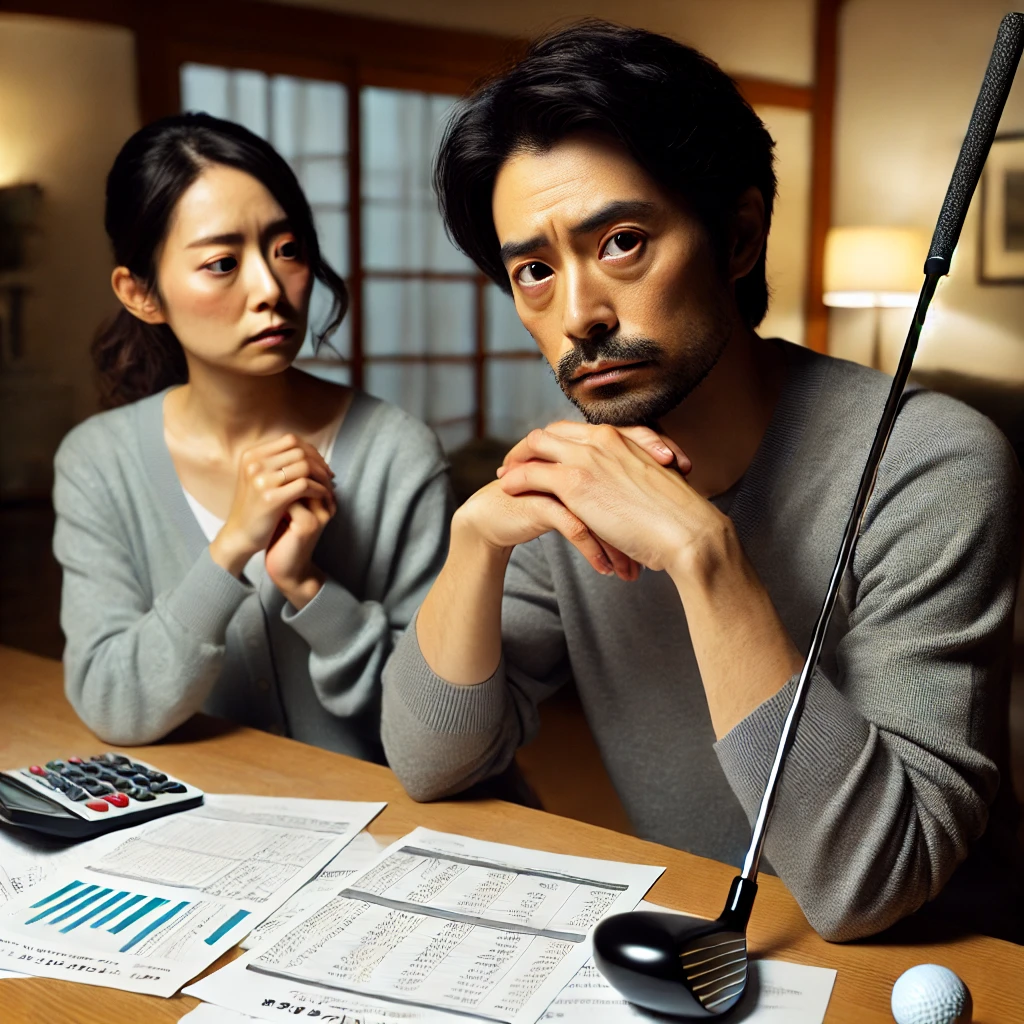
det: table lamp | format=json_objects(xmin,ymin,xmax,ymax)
[{"xmin": 823, "ymin": 226, "xmax": 928, "ymax": 369}]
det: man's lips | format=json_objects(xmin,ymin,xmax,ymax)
[
  {"xmin": 569, "ymin": 359, "xmax": 652, "ymax": 386},
  {"xmin": 247, "ymin": 324, "xmax": 297, "ymax": 345}
]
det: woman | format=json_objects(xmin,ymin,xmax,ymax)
[{"xmin": 53, "ymin": 113, "xmax": 452, "ymax": 759}]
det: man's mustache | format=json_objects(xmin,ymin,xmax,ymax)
[{"xmin": 555, "ymin": 335, "xmax": 663, "ymax": 387}]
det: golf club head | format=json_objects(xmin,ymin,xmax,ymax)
[{"xmin": 592, "ymin": 911, "xmax": 748, "ymax": 1017}]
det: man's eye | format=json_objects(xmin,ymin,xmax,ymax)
[
  {"xmin": 277, "ymin": 239, "xmax": 299, "ymax": 260},
  {"xmin": 205, "ymin": 256, "xmax": 238, "ymax": 275},
  {"xmin": 602, "ymin": 231, "xmax": 643, "ymax": 259},
  {"xmin": 516, "ymin": 262, "xmax": 554, "ymax": 286}
]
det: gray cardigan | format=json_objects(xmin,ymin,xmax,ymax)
[
  {"xmin": 53, "ymin": 388, "xmax": 453, "ymax": 760},
  {"xmin": 382, "ymin": 342, "xmax": 1022, "ymax": 941}
]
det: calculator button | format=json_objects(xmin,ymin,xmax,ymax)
[
  {"xmin": 65, "ymin": 785, "xmax": 88, "ymax": 801},
  {"xmin": 78, "ymin": 763, "xmax": 100, "ymax": 775},
  {"xmin": 103, "ymin": 793, "xmax": 129, "ymax": 807},
  {"xmin": 68, "ymin": 756, "xmax": 84, "ymax": 765},
  {"xmin": 45, "ymin": 760, "xmax": 66, "ymax": 771},
  {"xmin": 29, "ymin": 765, "xmax": 45, "ymax": 776},
  {"xmin": 131, "ymin": 774, "xmax": 151, "ymax": 787},
  {"xmin": 152, "ymin": 781, "xmax": 187, "ymax": 794},
  {"xmin": 85, "ymin": 800, "xmax": 109, "ymax": 812},
  {"xmin": 130, "ymin": 789, "xmax": 156, "ymax": 802}
]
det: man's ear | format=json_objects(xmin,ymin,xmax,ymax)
[
  {"xmin": 111, "ymin": 267, "xmax": 166, "ymax": 325},
  {"xmin": 727, "ymin": 186, "xmax": 767, "ymax": 283}
]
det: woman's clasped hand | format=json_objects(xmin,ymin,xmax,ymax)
[{"xmin": 209, "ymin": 434, "xmax": 338, "ymax": 609}]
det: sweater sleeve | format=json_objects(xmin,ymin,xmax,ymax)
[
  {"xmin": 53, "ymin": 434, "xmax": 251, "ymax": 745},
  {"xmin": 281, "ymin": 455, "xmax": 454, "ymax": 721},
  {"xmin": 714, "ymin": 394, "xmax": 1021, "ymax": 941},
  {"xmin": 381, "ymin": 535, "xmax": 572, "ymax": 800}
]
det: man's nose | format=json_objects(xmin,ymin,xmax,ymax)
[{"xmin": 561, "ymin": 264, "xmax": 617, "ymax": 344}]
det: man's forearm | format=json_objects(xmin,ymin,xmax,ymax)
[
  {"xmin": 416, "ymin": 516, "xmax": 512, "ymax": 685},
  {"xmin": 670, "ymin": 521, "xmax": 803, "ymax": 740}
]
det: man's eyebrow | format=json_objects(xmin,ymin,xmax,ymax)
[
  {"xmin": 498, "ymin": 201, "xmax": 657, "ymax": 266},
  {"xmin": 186, "ymin": 219, "xmax": 292, "ymax": 249},
  {"xmin": 499, "ymin": 234, "xmax": 548, "ymax": 266},
  {"xmin": 569, "ymin": 200, "xmax": 656, "ymax": 237}
]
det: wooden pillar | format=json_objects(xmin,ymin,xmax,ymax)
[{"xmin": 805, "ymin": 0, "xmax": 843, "ymax": 354}]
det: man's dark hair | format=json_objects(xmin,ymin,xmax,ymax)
[{"xmin": 434, "ymin": 20, "xmax": 777, "ymax": 327}]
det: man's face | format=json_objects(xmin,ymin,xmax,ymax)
[{"xmin": 492, "ymin": 133, "xmax": 734, "ymax": 426}]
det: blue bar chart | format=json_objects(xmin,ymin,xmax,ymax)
[{"xmin": 26, "ymin": 879, "xmax": 193, "ymax": 953}]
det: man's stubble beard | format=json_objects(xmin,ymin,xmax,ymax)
[{"xmin": 553, "ymin": 305, "xmax": 732, "ymax": 428}]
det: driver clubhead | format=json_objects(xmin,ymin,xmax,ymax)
[{"xmin": 592, "ymin": 911, "xmax": 748, "ymax": 1018}]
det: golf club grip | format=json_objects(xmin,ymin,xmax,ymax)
[{"xmin": 925, "ymin": 12, "xmax": 1024, "ymax": 275}]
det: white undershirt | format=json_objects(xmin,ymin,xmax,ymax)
[{"xmin": 182, "ymin": 414, "xmax": 345, "ymax": 584}]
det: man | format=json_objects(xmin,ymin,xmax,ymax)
[{"xmin": 381, "ymin": 21, "xmax": 1021, "ymax": 942}]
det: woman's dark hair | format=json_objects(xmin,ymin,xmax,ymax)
[
  {"xmin": 94, "ymin": 112, "xmax": 348, "ymax": 407},
  {"xmin": 435, "ymin": 20, "xmax": 776, "ymax": 328}
]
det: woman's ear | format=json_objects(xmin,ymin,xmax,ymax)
[
  {"xmin": 727, "ymin": 186, "xmax": 767, "ymax": 283},
  {"xmin": 111, "ymin": 267, "xmax": 166, "ymax": 325}
]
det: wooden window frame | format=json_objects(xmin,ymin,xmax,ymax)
[{"xmin": 9, "ymin": 0, "xmax": 840, "ymax": 438}]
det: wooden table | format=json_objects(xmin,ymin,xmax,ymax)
[{"xmin": 1, "ymin": 646, "xmax": 1022, "ymax": 1024}]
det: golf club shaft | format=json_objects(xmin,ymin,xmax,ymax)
[{"xmin": 738, "ymin": 11, "xmax": 1024, "ymax": 885}]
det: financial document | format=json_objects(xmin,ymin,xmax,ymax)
[
  {"xmin": 0, "ymin": 795, "xmax": 384, "ymax": 997},
  {"xmin": 241, "ymin": 831, "xmax": 386, "ymax": 950},
  {"xmin": 186, "ymin": 901, "xmax": 836, "ymax": 1024},
  {"xmin": 188, "ymin": 827, "xmax": 663, "ymax": 1024}
]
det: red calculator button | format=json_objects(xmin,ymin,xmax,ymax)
[
  {"xmin": 86, "ymin": 800, "xmax": 109, "ymax": 812},
  {"xmin": 103, "ymin": 793, "xmax": 129, "ymax": 808},
  {"xmin": 68, "ymin": 756, "xmax": 85, "ymax": 765},
  {"xmin": 29, "ymin": 765, "xmax": 45, "ymax": 776}
]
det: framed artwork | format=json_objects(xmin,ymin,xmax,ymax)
[{"xmin": 979, "ymin": 132, "xmax": 1024, "ymax": 284}]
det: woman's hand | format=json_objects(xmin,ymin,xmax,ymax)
[
  {"xmin": 209, "ymin": 434, "xmax": 336, "ymax": 578},
  {"xmin": 265, "ymin": 498, "xmax": 334, "ymax": 609}
]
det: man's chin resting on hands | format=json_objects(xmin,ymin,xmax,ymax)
[{"xmin": 380, "ymin": 21, "xmax": 1022, "ymax": 945}]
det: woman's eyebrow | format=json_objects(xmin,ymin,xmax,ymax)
[
  {"xmin": 186, "ymin": 219, "xmax": 293, "ymax": 249},
  {"xmin": 187, "ymin": 231, "xmax": 244, "ymax": 249}
]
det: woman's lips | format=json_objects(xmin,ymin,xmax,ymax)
[{"xmin": 247, "ymin": 327, "xmax": 296, "ymax": 347}]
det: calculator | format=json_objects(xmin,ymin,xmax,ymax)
[{"xmin": 0, "ymin": 752, "xmax": 203, "ymax": 839}]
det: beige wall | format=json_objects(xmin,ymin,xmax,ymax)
[
  {"xmin": 0, "ymin": 14, "xmax": 139, "ymax": 430},
  {"xmin": 831, "ymin": 0, "xmax": 1024, "ymax": 381},
  {"xmin": 263, "ymin": 0, "xmax": 816, "ymax": 84}
]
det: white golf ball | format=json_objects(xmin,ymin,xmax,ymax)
[{"xmin": 891, "ymin": 964, "xmax": 972, "ymax": 1024}]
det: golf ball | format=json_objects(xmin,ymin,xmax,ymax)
[{"xmin": 891, "ymin": 964, "xmax": 972, "ymax": 1024}]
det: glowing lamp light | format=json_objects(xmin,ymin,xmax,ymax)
[{"xmin": 823, "ymin": 226, "xmax": 930, "ymax": 366}]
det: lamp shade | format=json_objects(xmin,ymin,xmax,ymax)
[{"xmin": 823, "ymin": 226, "xmax": 929, "ymax": 308}]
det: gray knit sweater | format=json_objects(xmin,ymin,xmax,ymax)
[
  {"xmin": 53, "ymin": 388, "xmax": 452, "ymax": 759},
  {"xmin": 382, "ymin": 342, "xmax": 1022, "ymax": 942}
]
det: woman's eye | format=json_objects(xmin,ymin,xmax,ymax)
[
  {"xmin": 516, "ymin": 262, "xmax": 554, "ymax": 287},
  {"xmin": 602, "ymin": 231, "xmax": 643, "ymax": 259},
  {"xmin": 277, "ymin": 239, "xmax": 299, "ymax": 260},
  {"xmin": 205, "ymin": 256, "xmax": 238, "ymax": 275}
]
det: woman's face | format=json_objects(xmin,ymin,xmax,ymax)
[{"xmin": 148, "ymin": 164, "xmax": 312, "ymax": 374}]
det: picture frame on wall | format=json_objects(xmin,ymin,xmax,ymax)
[{"xmin": 979, "ymin": 132, "xmax": 1024, "ymax": 284}]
